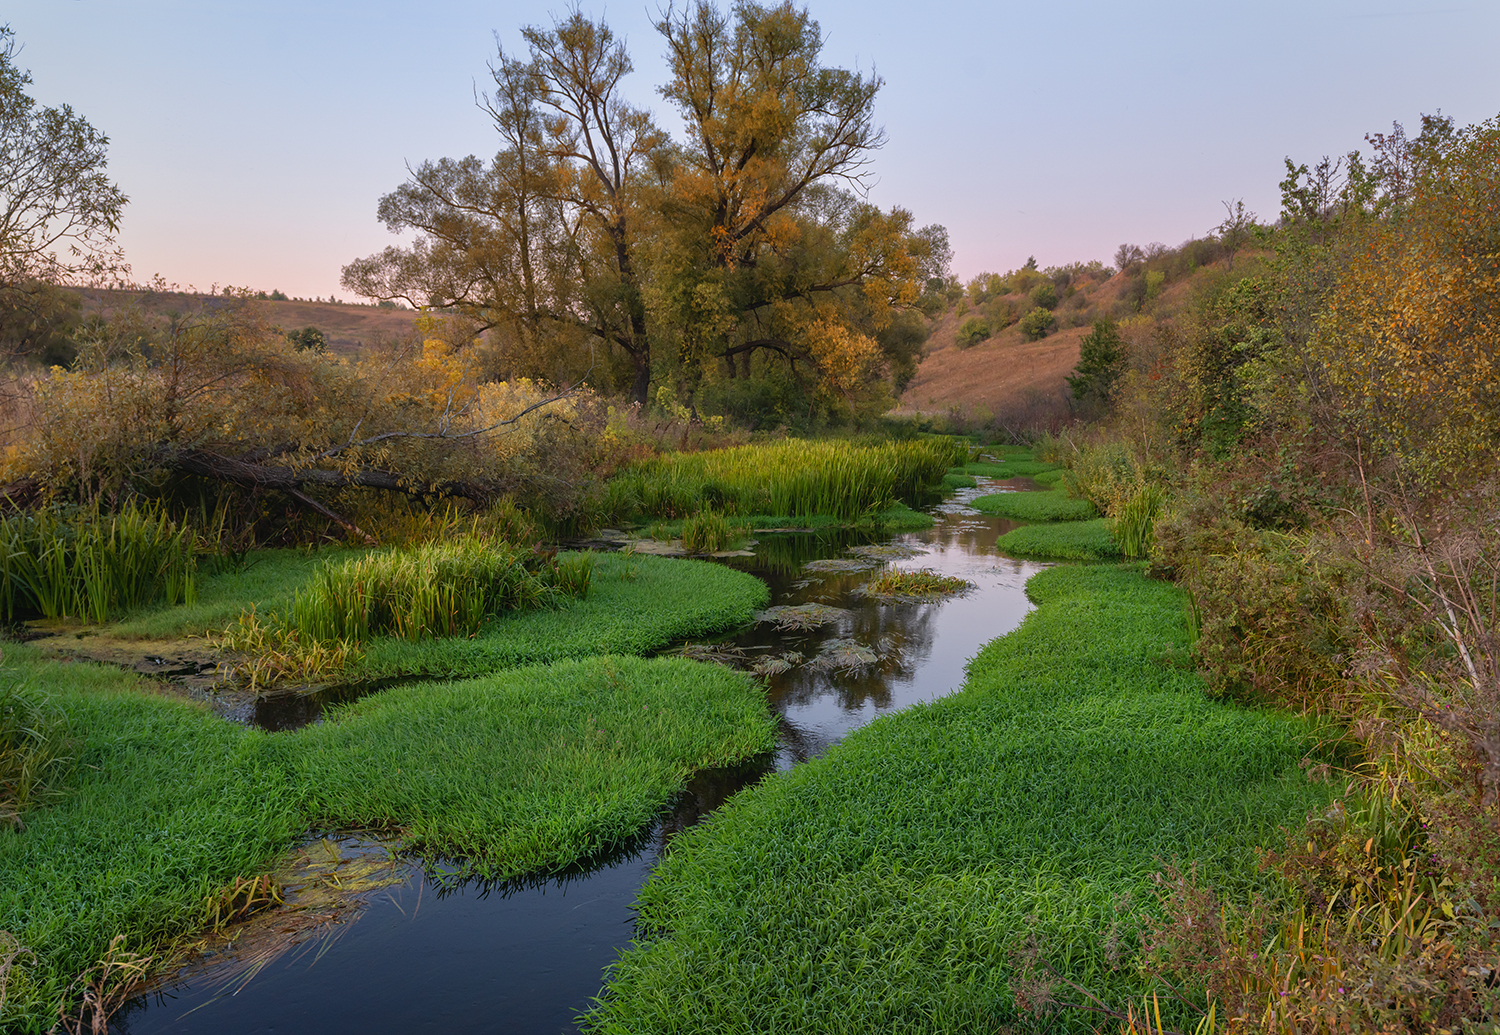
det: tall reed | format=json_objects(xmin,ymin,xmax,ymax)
[
  {"xmin": 612, "ymin": 438, "xmax": 963, "ymax": 520},
  {"xmin": 289, "ymin": 539, "xmax": 593, "ymax": 643},
  {"xmin": 0, "ymin": 505, "xmax": 196, "ymax": 623}
]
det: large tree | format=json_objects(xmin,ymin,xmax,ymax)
[
  {"xmin": 0, "ymin": 25, "xmax": 128, "ymax": 286},
  {"xmin": 344, "ymin": 2, "xmax": 935, "ymax": 417},
  {"xmin": 342, "ymin": 13, "xmax": 665, "ymax": 403}
]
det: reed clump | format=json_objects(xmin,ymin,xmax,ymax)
[
  {"xmin": 609, "ymin": 438, "xmax": 963, "ymax": 520},
  {"xmin": 679, "ymin": 510, "xmax": 746, "ymax": 554},
  {"xmin": 290, "ymin": 539, "xmax": 594, "ymax": 644},
  {"xmin": 0, "ymin": 505, "xmax": 196, "ymax": 623}
]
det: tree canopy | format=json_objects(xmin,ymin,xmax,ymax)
[{"xmin": 342, "ymin": 1, "xmax": 940, "ymax": 418}]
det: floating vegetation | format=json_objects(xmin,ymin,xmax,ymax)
[
  {"xmin": 751, "ymin": 652, "xmax": 804, "ymax": 678},
  {"xmin": 856, "ymin": 568, "xmax": 971, "ymax": 601},
  {"xmin": 677, "ymin": 643, "xmax": 751, "ymax": 666},
  {"xmin": 846, "ymin": 543, "xmax": 925, "ymax": 561},
  {"xmin": 802, "ymin": 558, "xmax": 877, "ymax": 574},
  {"xmin": 755, "ymin": 603, "xmax": 851, "ymax": 631},
  {"xmin": 809, "ymin": 638, "xmax": 887, "ymax": 673}
]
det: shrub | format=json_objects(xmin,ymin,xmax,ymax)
[
  {"xmin": 1017, "ymin": 307, "xmax": 1055, "ymax": 340},
  {"xmin": 955, "ymin": 317, "xmax": 991, "ymax": 349},
  {"xmin": 1029, "ymin": 282, "xmax": 1058, "ymax": 310}
]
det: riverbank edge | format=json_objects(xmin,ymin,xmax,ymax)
[
  {"xmin": 0, "ymin": 560, "xmax": 774, "ymax": 1032},
  {"xmin": 584, "ymin": 561, "xmax": 1335, "ymax": 1032}
]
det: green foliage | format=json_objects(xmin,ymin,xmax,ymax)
[
  {"xmin": 971, "ymin": 488, "xmax": 1097, "ymax": 522},
  {"xmin": 1112, "ymin": 483, "xmax": 1167, "ymax": 559},
  {"xmin": 285, "ymin": 326, "xmax": 325, "ymax": 353},
  {"xmin": 1029, "ymin": 281, "xmax": 1058, "ymax": 310},
  {"xmin": 995, "ymin": 517, "xmax": 1121, "ymax": 560},
  {"xmin": 288, "ymin": 539, "xmax": 591, "ymax": 644},
  {"xmin": 955, "ymin": 316, "xmax": 991, "ymax": 349},
  {"xmin": 680, "ymin": 510, "xmax": 744, "ymax": 553},
  {"xmin": 0, "ymin": 282, "xmax": 80, "ymax": 367},
  {"xmin": 1017, "ymin": 306, "xmax": 1055, "ymax": 340},
  {"xmin": 353, "ymin": 552, "xmax": 767, "ymax": 678},
  {"xmin": 857, "ymin": 568, "xmax": 969, "ymax": 599},
  {"xmin": 0, "ymin": 505, "xmax": 196, "ymax": 623},
  {"xmin": 289, "ymin": 656, "xmax": 776, "ymax": 877},
  {"xmin": 585, "ymin": 565, "xmax": 1331, "ymax": 1032},
  {"xmin": 1066, "ymin": 317, "xmax": 1126, "ymax": 404},
  {"xmin": 611, "ymin": 438, "xmax": 962, "ymax": 521}
]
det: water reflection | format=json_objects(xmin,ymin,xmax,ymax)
[{"xmin": 118, "ymin": 478, "xmax": 1047, "ymax": 1035}]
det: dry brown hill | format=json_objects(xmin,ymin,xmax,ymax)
[
  {"xmin": 67, "ymin": 288, "xmax": 420, "ymax": 356},
  {"xmin": 895, "ymin": 308, "xmax": 1082, "ymax": 422}
]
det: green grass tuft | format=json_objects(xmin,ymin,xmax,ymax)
[
  {"xmin": 971, "ymin": 489, "xmax": 1097, "ymax": 522},
  {"xmin": 996, "ymin": 518, "xmax": 1122, "ymax": 560},
  {"xmin": 585, "ymin": 565, "xmax": 1334, "ymax": 1033},
  {"xmin": 354, "ymin": 553, "xmax": 767, "ymax": 678}
]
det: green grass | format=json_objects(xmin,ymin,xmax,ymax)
[
  {"xmin": 0, "ymin": 505, "xmax": 196, "ymax": 623},
  {"xmin": 996, "ymin": 518, "xmax": 1122, "ymax": 561},
  {"xmin": 1030, "ymin": 468, "xmax": 1066, "ymax": 487},
  {"xmin": 290, "ymin": 656, "xmax": 776, "ymax": 877},
  {"xmin": 354, "ymin": 553, "xmax": 768, "ymax": 678},
  {"xmin": 0, "ymin": 643, "xmax": 776, "ymax": 1032},
  {"xmin": 288, "ymin": 539, "xmax": 591, "ymax": 643},
  {"xmin": 942, "ymin": 469, "xmax": 978, "ymax": 490},
  {"xmin": 609, "ymin": 438, "xmax": 963, "ymax": 520},
  {"xmin": 585, "ymin": 565, "xmax": 1334, "ymax": 1033},
  {"xmin": 965, "ymin": 459, "xmax": 1059, "ymax": 479},
  {"xmin": 105, "ymin": 549, "xmax": 349, "ymax": 640},
  {"xmin": 971, "ymin": 489, "xmax": 1097, "ymax": 522}
]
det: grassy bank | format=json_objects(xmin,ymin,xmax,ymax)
[
  {"xmin": 996, "ymin": 518, "xmax": 1121, "ymax": 561},
  {"xmin": 0, "ymin": 645, "xmax": 775, "ymax": 1032},
  {"xmin": 355, "ymin": 553, "xmax": 767, "ymax": 678},
  {"xmin": 972, "ymin": 488, "xmax": 1097, "ymax": 522},
  {"xmin": 586, "ymin": 565, "xmax": 1333, "ymax": 1032}
]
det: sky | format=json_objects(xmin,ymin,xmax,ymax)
[{"xmin": 9, "ymin": 0, "xmax": 1500, "ymax": 300}]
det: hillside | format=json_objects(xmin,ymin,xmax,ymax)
[
  {"xmin": 894, "ymin": 308, "xmax": 1083, "ymax": 421},
  {"xmin": 67, "ymin": 288, "xmax": 420, "ymax": 356}
]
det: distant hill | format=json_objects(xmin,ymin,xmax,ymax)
[{"xmin": 66, "ymin": 288, "xmax": 421, "ymax": 356}]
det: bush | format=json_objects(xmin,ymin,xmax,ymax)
[
  {"xmin": 1029, "ymin": 282, "xmax": 1058, "ymax": 310},
  {"xmin": 1017, "ymin": 307, "xmax": 1055, "ymax": 340},
  {"xmin": 955, "ymin": 317, "xmax": 991, "ymax": 349}
]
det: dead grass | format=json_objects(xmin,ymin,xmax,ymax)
[{"xmin": 66, "ymin": 288, "xmax": 419, "ymax": 356}]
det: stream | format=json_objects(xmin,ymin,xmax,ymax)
[{"xmin": 116, "ymin": 478, "xmax": 1046, "ymax": 1035}]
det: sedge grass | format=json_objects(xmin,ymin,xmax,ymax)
[
  {"xmin": 585, "ymin": 565, "xmax": 1335, "ymax": 1034},
  {"xmin": 0, "ymin": 640, "xmax": 777, "ymax": 1032},
  {"xmin": 612, "ymin": 438, "xmax": 962, "ymax": 521},
  {"xmin": 354, "ymin": 553, "xmax": 768, "ymax": 679},
  {"xmin": 971, "ymin": 489, "xmax": 1098, "ymax": 522},
  {"xmin": 997, "ymin": 518, "xmax": 1122, "ymax": 561},
  {"xmin": 0, "ymin": 505, "xmax": 196, "ymax": 624},
  {"xmin": 288, "ymin": 539, "xmax": 591, "ymax": 643}
]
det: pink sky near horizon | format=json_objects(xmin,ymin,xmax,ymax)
[{"xmin": 10, "ymin": 0, "xmax": 1500, "ymax": 300}]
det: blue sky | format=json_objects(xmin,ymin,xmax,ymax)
[{"xmin": 10, "ymin": 0, "xmax": 1500, "ymax": 298}]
